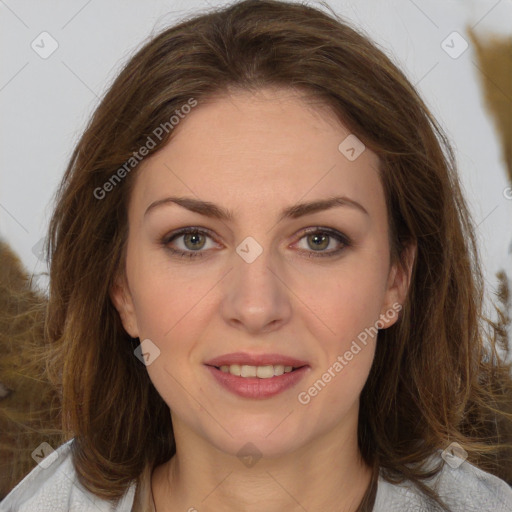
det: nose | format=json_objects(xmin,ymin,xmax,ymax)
[{"xmin": 219, "ymin": 247, "xmax": 293, "ymax": 335}]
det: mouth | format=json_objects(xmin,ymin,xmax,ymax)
[
  {"xmin": 209, "ymin": 363, "xmax": 307, "ymax": 379},
  {"xmin": 204, "ymin": 352, "xmax": 309, "ymax": 370},
  {"xmin": 205, "ymin": 363, "xmax": 310, "ymax": 399},
  {"xmin": 203, "ymin": 353, "xmax": 310, "ymax": 397}
]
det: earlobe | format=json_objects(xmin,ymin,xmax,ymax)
[{"xmin": 109, "ymin": 275, "xmax": 139, "ymax": 339}]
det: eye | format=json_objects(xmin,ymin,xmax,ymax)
[
  {"xmin": 294, "ymin": 227, "xmax": 351, "ymax": 258},
  {"xmin": 161, "ymin": 226, "xmax": 351, "ymax": 260},
  {"xmin": 161, "ymin": 227, "xmax": 217, "ymax": 259}
]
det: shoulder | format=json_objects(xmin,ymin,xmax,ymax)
[
  {"xmin": 374, "ymin": 451, "xmax": 512, "ymax": 512},
  {"xmin": 0, "ymin": 439, "xmax": 136, "ymax": 512}
]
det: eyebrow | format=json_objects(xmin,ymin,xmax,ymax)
[{"xmin": 144, "ymin": 195, "xmax": 369, "ymax": 222}]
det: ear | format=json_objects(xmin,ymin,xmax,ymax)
[
  {"xmin": 378, "ymin": 241, "xmax": 416, "ymax": 329},
  {"xmin": 109, "ymin": 272, "xmax": 140, "ymax": 339}
]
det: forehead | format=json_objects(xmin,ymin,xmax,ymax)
[{"xmin": 130, "ymin": 87, "xmax": 383, "ymax": 220}]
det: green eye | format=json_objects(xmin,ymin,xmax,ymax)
[{"xmin": 162, "ymin": 226, "xmax": 351, "ymax": 260}]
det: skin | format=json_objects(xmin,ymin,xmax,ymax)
[{"xmin": 110, "ymin": 87, "xmax": 415, "ymax": 512}]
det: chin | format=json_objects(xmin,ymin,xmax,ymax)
[{"xmin": 202, "ymin": 418, "xmax": 309, "ymax": 460}]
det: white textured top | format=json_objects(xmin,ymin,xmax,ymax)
[{"xmin": 1, "ymin": 439, "xmax": 512, "ymax": 511}]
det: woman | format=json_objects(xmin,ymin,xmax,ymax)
[{"xmin": 2, "ymin": 0, "xmax": 512, "ymax": 510}]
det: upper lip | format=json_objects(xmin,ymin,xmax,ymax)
[{"xmin": 204, "ymin": 352, "xmax": 309, "ymax": 368}]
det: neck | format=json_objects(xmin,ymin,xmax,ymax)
[{"xmin": 151, "ymin": 416, "xmax": 373, "ymax": 512}]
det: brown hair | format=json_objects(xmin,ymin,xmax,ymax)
[
  {"xmin": 0, "ymin": 241, "xmax": 62, "ymax": 498},
  {"xmin": 39, "ymin": 0, "xmax": 512, "ymax": 509}
]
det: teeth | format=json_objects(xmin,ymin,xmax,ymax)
[{"xmin": 218, "ymin": 364, "xmax": 295, "ymax": 378}]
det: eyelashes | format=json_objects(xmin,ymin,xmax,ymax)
[
  {"xmin": 161, "ymin": 227, "xmax": 217, "ymax": 259},
  {"xmin": 160, "ymin": 226, "xmax": 351, "ymax": 260}
]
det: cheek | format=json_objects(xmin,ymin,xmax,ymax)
[
  {"xmin": 292, "ymin": 244, "xmax": 389, "ymax": 404},
  {"xmin": 297, "ymin": 255, "xmax": 389, "ymax": 342},
  {"xmin": 127, "ymin": 257, "xmax": 216, "ymax": 403},
  {"xmin": 128, "ymin": 247, "xmax": 214, "ymax": 340},
  {"xmin": 297, "ymin": 275, "xmax": 381, "ymax": 415},
  {"xmin": 130, "ymin": 272, "xmax": 205, "ymax": 410}
]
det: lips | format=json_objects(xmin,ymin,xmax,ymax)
[
  {"xmin": 204, "ymin": 352, "xmax": 309, "ymax": 369},
  {"xmin": 206, "ymin": 364, "xmax": 310, "ymax": 399}
]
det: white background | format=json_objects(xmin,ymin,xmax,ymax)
[{"xmin": 1, "ymin": 0, "xmax": 511, "ymax": 310}]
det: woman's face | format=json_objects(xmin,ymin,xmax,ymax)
[{"xmin": 111, "ymin": 87, "xmax": 411, "ymax": 459}]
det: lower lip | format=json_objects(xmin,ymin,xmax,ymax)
[{"xmin": 205, "ymin": 365, "xmax": 309, "ymax": 399}]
